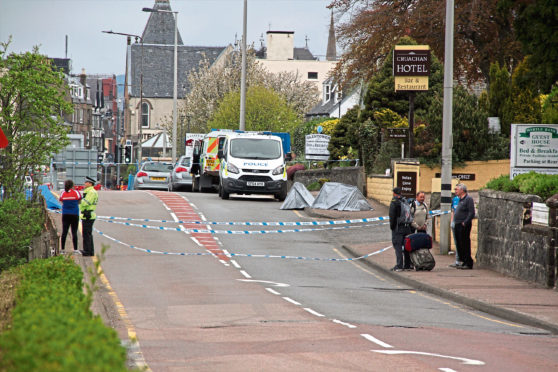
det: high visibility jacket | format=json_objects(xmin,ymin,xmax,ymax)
[{"xmin": 80, "ymin": 185, "xmax": 98, "ymax": 220}]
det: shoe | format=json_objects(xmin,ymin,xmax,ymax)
[
  {"xmin": 457, "ymin": 264, "xmax": 473, "ymax": 270},
  {"xmin": 404, "ymin": 267, "xmax": 413, "ymax": 271},
  {"xmin": 73, "ymin": 250, "xmax": 82, "ymax": 255},
  {"xmin": 391, "ymin": 266, "xmax": 403, "ymax": 272}
]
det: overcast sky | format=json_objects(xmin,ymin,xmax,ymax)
[{"xmin": 1, "ymin": 0, "xmax": 334, "ymax": 75}]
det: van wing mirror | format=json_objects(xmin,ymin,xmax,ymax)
[{"xmin": 285, "ymin": 152, "xmax": 292, "ymax": 162}]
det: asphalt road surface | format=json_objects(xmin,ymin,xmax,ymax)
[{"xmin": 92, "ymin": 190, "xmax": 558, "ymax": 371}]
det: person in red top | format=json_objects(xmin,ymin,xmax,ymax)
[{"xmin": 59, "ymin": 179, "xmax": 82, "ymax": 252}]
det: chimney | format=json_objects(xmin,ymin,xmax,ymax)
[{"xmin": 266, "ymin": 31, "xmax": 294, "ymax": 60}]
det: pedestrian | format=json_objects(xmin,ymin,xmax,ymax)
[
  {"xmin": 411, "ymin": 191, "xmax": 429, "ymax": 233},
  {"xmin": 449, "ymin": 193, "xmax": 463, "ymax": 267},
  {"xmin": 452, "ymin": 183, "xmax": 475, "ymax": 269},
  {"xmin": 389, "ymin": 187, "xmax": 413, "ymax": 271},
  {"xmin": 59, "ymin": 179, "xmax": 82, "ymax": 253},
  {"xmin": 80, "ymin": 176, "xmax": 99, "ymax": 257}
]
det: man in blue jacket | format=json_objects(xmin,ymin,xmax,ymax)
[{"xmin": 453, "ymin": 183, "xmax": 475, "ymax": 269}]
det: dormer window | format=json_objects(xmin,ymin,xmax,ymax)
[{"xmin": 324, "ymin": 85, "xmax": 331, "ymax": 102}]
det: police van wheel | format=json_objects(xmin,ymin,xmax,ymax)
[
  {"xmin": 221, "ymin": 185, "xmax": 230, "ymax": 200},
  {"xmin": 276, "ymin": 186, "xmax": 287, "ymax": 201}
]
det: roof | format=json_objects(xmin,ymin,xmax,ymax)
[
  {"xmin": 142, "ymin": 132, "xmax": 170, "ymax": 148},
  {"xmin": 293, "ymin": 48, "xmax": 316, "ymax": 60},
  {"xmin": 141, "ymin": 0, "xmax": 184, "ymax": 46},
  {"xmin": 130, "ymin": 44, "xmax": 226, "ymax": 98}
]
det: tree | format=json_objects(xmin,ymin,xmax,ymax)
[
  {"xmin": 207, "ymin": 85, "xmax": 301, "ymax": 133},
  {"xmin": 175, "ymin": 50, "xmax": 319, "ymax": 136},
  {"xmin": 328, "ymin": 0, "xmax": 523, "ymax": 88},
  {"xmin": 541, "ymin": 86, "xmax": 558, "ymax": 124},
  {"xmin": 487, "ymin": 62, "xmax": 511, "ymax": 119},
  {"xmin": 503, "ymin": 0, "xmax": 558, "ymax": 92},
  {"xmin": 0, "ymin": 42, "xmax": 72, "ymax": 199}
]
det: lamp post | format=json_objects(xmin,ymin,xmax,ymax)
[
  {"xmin": 102, "ymin": 30, "xmax": 144, "ymax": 163},
  {"xmin": 142, "ymin": 7, "xmax": 178, "ymax": 164},
  {"xmin": 239, "ymin": 0, "xmax": 247, "ymax": 131}
]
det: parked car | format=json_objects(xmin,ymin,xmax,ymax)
[
  {"xmin": 133, "ymin": 161, "xmax": 174, "ymax": 190},
  {"xmin": 168, "ymin": 155, "xmax": 193, "ymax": 191}
]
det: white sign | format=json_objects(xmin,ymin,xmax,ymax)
[
  {"xmin": 305, "ymin": 134, "xmax": 330, "ymax": 160},
  {"xmin": 510, "ymin": 124, "xmax": 558, "ymax": 179},
  {"xmin": 185, "ymin": 133, "xmax": 205, "ymax": 157}
]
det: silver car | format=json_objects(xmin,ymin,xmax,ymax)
[
  {"xmin": 133, "ymin": 161, "xmax": 174, "ymax": 190},
  {"xmin": 168, "ymin": 155, "xmax": 193, "ymax": 191}
]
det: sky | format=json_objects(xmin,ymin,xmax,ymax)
[{"xmin": 0, "ymin": 0, "xmax": 335, "ymax": 76}]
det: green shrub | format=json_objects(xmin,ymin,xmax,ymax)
[
  {"xmin": 0, "ymin": 256, "xmax": 127, "ymax": 371},
  {"xmin": 0, "ymin": 194, "xmax": 44, "ymax": 273},
  {"xmin": 307, "ymin": 181, "xmax": 322, "ymax": 191},
  {"xmin": 484, "ymin": 172, "xmax": 558, "ymax": 201}
]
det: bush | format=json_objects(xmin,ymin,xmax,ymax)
[
  {"xmin": 0, "ymin": 194, "xmax": 44, "ymax": 273},
  {"xmin": 307, "ymin": 181, "xmax": 322, "ymax": 191},
  {"xmin": 484, "ymin": 172, "xmax": 558, "ymax": 201},
  {"xmin": 0, "ymin": 256, "xmax": 127, "ymax": 371}
]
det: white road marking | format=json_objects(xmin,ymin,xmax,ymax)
[
  {"xmin": 332, "ymin": 319, "xmax": 357, "ymax": 329},
  {"xmin": 230, "ymin": 260, "xmax": 241, "ymax": 269},
  {"xmin": 439, "ymin": 368, "xmax": 457, "ymax": 372},
  {"xmin": 303, "ymin": 308, "xmax": 325, "ymax": 317},
  {"xmin": 265, "ymin": 288, "xmax": 281, "ymax": 295},
  {"xmin": 282, "ymin": 297, "xmax": 301, "ymax": 306},
  {"xmin": 219, "ymin": 259, "xmax": 229, "ymax": 266},
  {"xmin": 372, "ymin": 350, "xmax": 485, "ymax": 365},
  {"xmin": 240, "ymin": 270, "xmax": 251, "ymax": 278},
  {"xmin": 361, "ymin": 333, "xmax": 393, "ymax": 348},
  {"xmin": 170, "ymin": 212, "xmax": 178, "ymax": 222},
  {"xmin": 237, "ymin": 279, "xmax": 290, "ymax": 287},
  {"xmin": 189, "ymin": 237, "xmax": 202, "ymax": 246}
]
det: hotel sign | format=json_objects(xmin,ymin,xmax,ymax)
[{"xmin": 393, "ymin": 45, "xmax": 430, "ymax": 91}]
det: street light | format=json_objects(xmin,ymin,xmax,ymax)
[
  {"xmin": 142, "ymin": 7, "xmax": 178, "ymax": 164},
  {"xmin": 102, "ymin": 30, "xmax": 144, "ymax": 164}
]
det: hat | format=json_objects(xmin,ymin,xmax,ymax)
[
  {"xmin": 85, "ymin": 176, "xmax": 96, "ymax": 184},
  {"xmin": 393, "ymin": 187, "xmax": 402, "ymax": 195}
]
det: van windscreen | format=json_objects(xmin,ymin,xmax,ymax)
[{"xmin": 230, "ymin": 138, "xmax": 281, "ymax": 160}]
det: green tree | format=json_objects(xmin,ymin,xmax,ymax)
[
  {"xmin": 0, "ymin": 43, "xmax": 72, "ymax": 199},
  {"xmin": 487, "ymin": 62, "xmax": 511, "ymax": 120},
  {"xmin": 207, "ymin": 86, "xmax": 301, "ymax": 133},
  {"xmin": 541, "ymin": 86, "xmax": 558, "ymax": 124}
]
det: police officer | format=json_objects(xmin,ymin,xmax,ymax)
[{"xmin": 80, "ymin": 176, "xmax": 99, "ymax": 256}]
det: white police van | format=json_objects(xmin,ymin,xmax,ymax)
[{"xmin": 217, "ymin": 132, "xmax": 291, "ymax": 200}]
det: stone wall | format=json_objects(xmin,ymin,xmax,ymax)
[
  {"xmin": 292, "ymin": 167, "xmax": 366, "ymax": 194},
  {"xmin": 366, "ymin": 175, "xmax": 393, "ymax": 205},
  {"xmin": 29, "ymin": 203, "xmax": 59, "ymax": 261},
  {"xmin": 478, "ymin": 190, "xmax": 556, "ymax": 288}
]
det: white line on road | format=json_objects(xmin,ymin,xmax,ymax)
[
  {"xmin": 332, "ymin": 319, "xmax": 357, "ymax": 329},
  {"xmin": 230, "ymin": 260, "xmax": 241, "ymax": 269},
  {"xmin": 303, "ymin": 308, "xmax": 325, "ymax": 317},
  {"xmin": 372, "ymin": 350, "xmax": 485, "ymax": 365},
  {"xmin": 265, "ymin": 288, "xmax": 281, "ymax": 295},
  {"xmin": 240, "ymin": 270, "xmax": 251, "ymax": 278},
  {"xmin": 361, "ymin": 333, "xmax": 393, "ymax": 348},
  {"xmin": 438, "ymin": 368, "xmax": 457, "ymax": 372},
  {"xmin": 282, "ymin": 297, "xmax": 301, "ymax": 305}
]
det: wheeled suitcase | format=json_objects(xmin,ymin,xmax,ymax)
[
  {"xmin": 410, "ymin": 248, "xmax": 436, "ymax": 271},
  {"xmin": 404, "ymin": 232, "xmax": 433, "ymax": 252}
]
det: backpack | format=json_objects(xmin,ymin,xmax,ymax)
[{"xmin": 397, "ymin": 197, "xmax": 414, "ymax": 225}]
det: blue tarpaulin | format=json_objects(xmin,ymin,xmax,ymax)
[{"xmin": 39, "ymin": 185, "xmax": 61, "ymax": 210}]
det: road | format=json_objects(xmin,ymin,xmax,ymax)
[{"xmin": 92, "ymin": 190, "xmax": 558, "ymax": 371}]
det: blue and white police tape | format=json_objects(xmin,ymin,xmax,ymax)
[
  {"xmin": 95, "ymin": 209, "xmax": 450, "ymax": 226},
  {"xmin": 94, "ymin": 227, "xmax": 391, "ymax": 261},
  {"xmin": 97, "ymin": 218, "xmax": 391, "ymax": 234}
]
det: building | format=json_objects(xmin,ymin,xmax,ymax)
[
  {"xmin": 306, "ymin": 77, "xmax": 363, "ymax": 119},
  {"xmin": 128, "ymin": 0, "xmax": 227, "ymax": 159}
]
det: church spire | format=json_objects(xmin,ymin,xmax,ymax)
[{"xmin": 326, "ymin": 10, "xmax": 337, "ymax": 61}]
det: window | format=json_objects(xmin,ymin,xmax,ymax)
[
  {"xmin": 308, "ymin": 72, "xmax": 318, "ymax": 80},
  {"xmin": 324, "ymin": 85, "xmax": 331, "ymax": 102},
  {"xmin": 141, "ymin": 102, "xmax": 149, "ymax": 128}
]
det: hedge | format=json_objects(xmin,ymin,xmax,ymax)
[
  {"xmin": 484, "ymin": 172, "xmax": 558, "ymax": 201},
  {"xmin": 0, "ymin": 256, "xmax": 128, "ymax": 371}
]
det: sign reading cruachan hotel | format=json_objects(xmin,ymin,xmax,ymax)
[{"xmin": 393, "ymin": 45, "xmax": 430, "ymax": 91}]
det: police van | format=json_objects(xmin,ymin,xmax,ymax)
[{"xmin": 217, "ymin": 132, "xmax": 291, "ymax": 200}]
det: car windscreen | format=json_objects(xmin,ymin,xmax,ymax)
[
  {"xmin": 230, "ymin": 138, "xmax": 282, "ymax": 160},
  {"xmin": 143, "ymin": 163, "xmax": 173, "ymax": 172},
  {"xmin": 179, "ymin": 157, "xmax": 191, "ymax": 167}
]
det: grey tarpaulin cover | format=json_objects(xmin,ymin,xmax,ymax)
[
  {"xmin": 311, "ymin": 182, "xmax": 373, "ymax": 211},
  {"xmin": 280, "ymin": 182, "xmax": 315, "ymax": 210}
]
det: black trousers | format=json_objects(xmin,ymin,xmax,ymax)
[
  {"xmin": 82, "ymin": 219, "xmax": 95, "ymax": 256},
  {"xmin": 61, "ymin": 214, "xmax": 79, "ymax": 250},
  {"xmin": 454, "ymin": 221, "xmax": 473, "ymax": 267},
  {"xmin": 391, "ymin": 230, "xmax": 411, "ymax": 269}
]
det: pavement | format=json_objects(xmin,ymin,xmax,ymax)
[{"xmin": 303, "ymin": 196, "xmax": 558, "ymax": 335}]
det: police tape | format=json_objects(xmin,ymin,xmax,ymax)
[
  {"xmin": 96, "ymin": 218, "xmax": 392, "ymax": 234},
  {"xmin": 95, "ymin": 209, "xmax": 450, "ymax": 227},
  {"xmin": 94, "ymin": 227, "xmax": 392, "ymax": 261}
]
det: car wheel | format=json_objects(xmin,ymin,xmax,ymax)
[{"xmin": 276, "ymin": 186, "xmax": 287, "ymax": 201}]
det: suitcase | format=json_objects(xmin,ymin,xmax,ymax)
[
  {"xmin": 404, "ymin": 232, "xmax": 433, "ymax": 252},
  {"xmin": 410, "ymin": 248, "xmax": 436, "ymax": 271}
]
